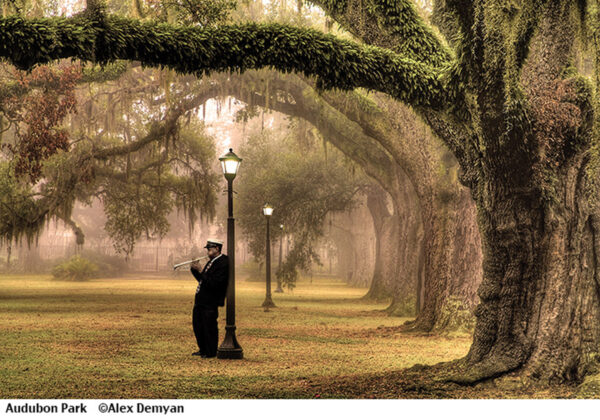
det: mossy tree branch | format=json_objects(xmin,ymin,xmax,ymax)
[
  {"xmin": 298, "ymin": 0, "xmax": 472, "ymax": 167},
  {"xmin": 309, "ymin": 0, "xmax": 453, "ymax": 67},
  {"xmin": 0, "ymin": 13, "xmax": 455, "ymax": 111}
]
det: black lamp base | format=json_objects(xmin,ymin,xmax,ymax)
[{"xmin": 217, "ymin": 326, "xmax": 243, "ymax": 359}]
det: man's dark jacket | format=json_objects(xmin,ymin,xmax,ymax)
[{"xmin": 190, "ymin": 254, "xmax": 229, "ymax": 307}]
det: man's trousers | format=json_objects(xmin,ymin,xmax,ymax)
[{"xmin": 192, "ymin": 304, "xmax": 219, "ymax": 356}]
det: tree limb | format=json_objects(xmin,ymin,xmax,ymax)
[
  {"xmin": 309, "ymin": 0, "xmax": 453, "ymax": 67},
  {"xmin": 0, "ymin": 14, "xmax": 454, "ymax": 111}
]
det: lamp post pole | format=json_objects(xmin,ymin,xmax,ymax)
[
  {"xmin": 262, "ymin": 205, "xmax": 276, "ymax": 308},
  {"xmin": 217, "ymin": 149, "xmax": 243, "ymax": 360},
  {"xmin": 275, "ymin": 224, "xmax": 284, "ymax": 293}
]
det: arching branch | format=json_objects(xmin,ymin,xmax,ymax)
[
  {"xmin": 294, "ymin": 1, "xmax": 472, "ymax": 169},
  {"xmin": 91, "ymin": 84, "xmax": 221, "ymax": 159},
  {"xmin": 0, "ymin": 14, "xmax": 454, "ymax": 111}
]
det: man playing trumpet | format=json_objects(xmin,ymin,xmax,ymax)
[{"xmin": 190, "ymin": 239, "xmax": 229, "ymax": 358}]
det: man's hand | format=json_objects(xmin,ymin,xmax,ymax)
[{"xmin": 191, "ymin": 261, "xmax": 202, "ymax": 271}]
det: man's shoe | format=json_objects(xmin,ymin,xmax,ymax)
[
  {"xmin": 203, "ymin": 354, "xmax": 216, "ymax": 358},
  {"xmin": 192, "ymin": 351, "xmax": 205, "ymax": 356}
]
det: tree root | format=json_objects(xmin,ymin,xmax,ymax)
[
  {"xmin": 444, "ymin": 353, "xmax": 524, "ymax": 386},
  {"xmin": 385, "ymin": 297, "xmax": 416, "ymax": 317},
  {"xmin": 576, "ymin": 373, "xmax": 600, "ymax": 398},
  {"xmin": 399, "ymin": 318, "xmax": 434, "ymax": 333},
  {"xmin": 272, "ymin": 356, "xmax": 577, "ymax": 398}
]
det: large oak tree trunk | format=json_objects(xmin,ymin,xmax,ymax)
[
  {"xmin": 369, "ymin": 98, "xmax": 483, "ymax": 330},
  {"xmin": 452, "ymin": 1, "xmax": 600, "ymax": 385},
  {"xmin": 454, "ymin": 161, "xmax": 600, "ymax": 384}
]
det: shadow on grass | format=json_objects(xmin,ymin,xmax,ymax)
[
  {"xmin": 243, "ymin": 327, "xmax": 365, "ymax": 344},
  {"xmin": 245, "ymin": 361, "xmax": 578, "ymax": 399}
]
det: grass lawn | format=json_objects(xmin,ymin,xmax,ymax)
[{"xmin": 0, "ymin": 273, "xmax": 575, "ymax": 398}]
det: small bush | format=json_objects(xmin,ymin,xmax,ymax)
[
  {"xmin": 80, "ymin": 250, "xmax": 128, "ymax": 277},
  {"xmin": 52, "ymin": 255, "xmax": 99, "ymax": 281}
]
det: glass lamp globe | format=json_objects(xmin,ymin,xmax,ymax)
[
  {"xmin": 263, "ymin": 204, "xmax": 274, "ymax": 217},
  {"xmin": 219, "ymin": 148, "xmax": 242, "ymax": 181}
]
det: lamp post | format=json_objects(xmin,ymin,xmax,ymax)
[
  {"xmin": 262, "ymin": 204, "xmax": 276, "ymax": 308},
  {"xmin": 275, "ymin": 224, "xmax": 284, "ymax": 293},
  {"xmin": 217, "ymin": 148, "xmax": 243, "ymax": 360}
]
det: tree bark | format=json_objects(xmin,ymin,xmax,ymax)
[
  {"xmin": 408, "ymin": 186, "xmax": 481, "ymax": 331},
  {"xmin": 363, "ymin": 97, "xmax": 481, "ymax": 330},
  {"xmin": 384, "ymin": 177, "xmax": 421, "ymax": 316},
  {"xmin": 452, "ymin": 159, "xmax": 600, "ymax": 384}
]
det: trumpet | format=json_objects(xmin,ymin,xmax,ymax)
[{"xmin": 173, "ymin": 255, "xmax": 209, "ymax": 270}]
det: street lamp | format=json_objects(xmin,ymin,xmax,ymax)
[
  {"xmin": 217, "ymin": 148, "xmax": 243, "ymax": 359},
  {"xmin": 263, "ymin": 203, "xmax": 274, "ymax": 217},
  {"xmin": 275, "ymin": 224, "xmax": 284, "ymax": 293},
  {"xmin": 262, "ymin": 203, "xmax": 276, "ymax": 308}
]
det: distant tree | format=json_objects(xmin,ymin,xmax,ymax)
[
  {"xmin": 236, "ymin": 126, "xmax": 367, "ymax": 289},
  {"xmin": 0, "ymin": 0, "xmax": 238, "ymax": 257},
  {"xmin": 0, "ymin": 62, "xmax": 220, "ymax": 257}
]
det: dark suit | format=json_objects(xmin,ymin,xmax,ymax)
[{"xmin": 191, "ymin": 254, "xmax": 229, "ymax": 356}]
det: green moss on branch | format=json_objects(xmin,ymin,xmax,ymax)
[
  {"xmin": 311, "ymin": 0, "xmax": 453, "ymax": 67},
  {"xmin": 0, "ymin": 14, "xmax": 453, "ymax": 110}
]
